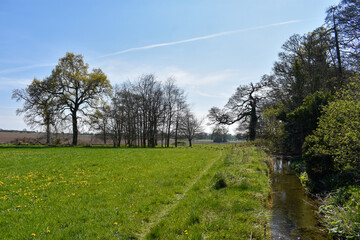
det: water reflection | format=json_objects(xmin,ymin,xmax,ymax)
[{"xmin": 270, "ymin": 157, "xmax": 329, "ymax": 240}]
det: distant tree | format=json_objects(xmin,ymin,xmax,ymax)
[
  {"xmin": 12, "ymin": 77, "xmax": 58, "ymax": 144},
  {"xmin": 179, "ymin": 110, "xmax": 203, "ymax": 147},
  {"xmin": 208, "ymin": 81, "xmax": 265, "ymax": 141},
  {"xmin": 163, "ymin": 77, "xmax": 186, "ymax": 147},
  {"xmin": 211, "ymin": 126, "xmax": 229, "ymax": 143},
  {"xmin": 51, "ymin": 52, "xmax": 112, "ymax": 145},
  {"xmin": 88, "ymin": 102, "xmax": 112, "ymax": 144}
]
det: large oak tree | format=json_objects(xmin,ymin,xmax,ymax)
[{"xmin": 51, "ymin": 52, "xmax": 111, "ymax": 145}]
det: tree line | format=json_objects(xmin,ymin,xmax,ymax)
[
  {"xmin": 209, "ymin": 0, "xmax": 360, "ymax": 191},
  {"xmin": 12, "ymin": 53, "xmax": 203, "ymax": 147}
]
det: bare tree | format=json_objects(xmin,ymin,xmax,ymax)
[
  {"xmin": 180, "ymin": 110, "xmax": 203, "ymax": 147},
  {"xmin": 12, "ymin": 77, "xmax": 58, "ymax": 144},
  {"xmin": 208, "ymin": 81, "xmax": 265, "ymax": 141},
  {"xmin": 163, "ymin": 77, "xmax": 186, "ymax": 147}
]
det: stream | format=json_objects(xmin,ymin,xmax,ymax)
[{"xmin": 270, "ymin": 157, "xmax": 329, "ymax": 239}]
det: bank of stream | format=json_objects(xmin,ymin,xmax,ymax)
[{"xmin": 270, "ymin": 157, "xmax": 329, "ymax": 239}]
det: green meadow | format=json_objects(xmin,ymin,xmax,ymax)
[{"xmin": 0, "ymin": 145, "xmax": 271, "ymax": 239}]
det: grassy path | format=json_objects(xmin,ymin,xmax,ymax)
[{"xmin": 138, "ymin": 151, "xmax": 224, "ymax": 239}]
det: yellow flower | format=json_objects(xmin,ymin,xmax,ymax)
[
  {"xmin": 114, "ymin": 222, "xmax": 118, "ymax": 225},
  {"xmin": 184, "ymin": 229, "xmax": 188, "ymax": 235},
  {"xmin": 31, "ymin": 233, "xmax": 36, "ymax": 236},
  {"xmin": 46, "ymin": 229, "xmax": 50, "ymax": 233}
]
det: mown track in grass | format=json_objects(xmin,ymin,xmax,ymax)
[
  {"xmin": 143, "ymin": 145, "xmax": 271, "ymax": 240},
  {"xmin": 0, "ymin": 145, "xmax": 271, "ymax": 239}
]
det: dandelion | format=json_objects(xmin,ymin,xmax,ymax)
[
  {"xmin": 31, "ymin": 233, "xmax": 36, "ymax": 236},
  {"xmin": 184, "ymin": 229, "xmax": 188, "ymax": 235},
  {"xmin": 46, "ymin": 229, "xmax": 50, "ymax": 233},
  {"xmin": 114, "ymin": 222, "xmax": 118, "ymax": 225}
]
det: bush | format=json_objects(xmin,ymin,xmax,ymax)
[{"xmin": 303, "ymin": 77, "xmax": 360, "ymax": 190}]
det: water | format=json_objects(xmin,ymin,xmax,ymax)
[{"xmin": 270, "ymin": 158, "xmax": 329, "ymax": 240}]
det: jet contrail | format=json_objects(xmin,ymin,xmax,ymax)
[
  {"xmin": 0, "ymin": 20, "xmax": 301, "ymax": 74},
  {"xmin": 101, "ymin": 20, "xmax": 302, "ymax": 58},
  {"xmin": 0, "ymin": 63, "xmax": 56, "ymax": 75}
]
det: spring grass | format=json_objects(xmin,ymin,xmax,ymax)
[{"xmin": 0, "ymin": 145, "xmax": 270, "ymax": 239}]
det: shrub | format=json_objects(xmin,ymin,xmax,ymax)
[{"xmin": 303, "ymin": 77, "xmax": 360, "ymax": 190}]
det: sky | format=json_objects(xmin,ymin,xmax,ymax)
[{"xmin": 0, "ymin": 0, "xmax": 340, "ymax": 133}]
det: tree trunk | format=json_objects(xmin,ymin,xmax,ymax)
[
  {"xmin": 249, "ymin": 103, "xmax": 257, "ymax": 141},
  {"xmin": 72, "ymin": 111, "xmax": 78, "ymax": 146},
  {"xmin": 46, "ymin": 122, "xmax": 51, "ymax": 145},
  {"xmin": 332, "ymin": 10, "xmax": 343, "ymax": 81},
  {"xmin": 175, "ymin": 118, "xmax": 179, "ymax": 147}
]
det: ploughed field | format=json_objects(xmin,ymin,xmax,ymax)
[{"xmin": 0, "ymin": 145, "xmax": 271, "ymax": 239}]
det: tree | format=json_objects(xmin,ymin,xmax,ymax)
[
  {"xmin": 88, "ymin": 102, "xmax": 111, "ymax": 144},
  {"xmin": 163, "ymin": 78, "xmax": 185, "ymax": 147},
  {"xmin": 326, "ymin": 0, "xmax": 360, "ymax": 70},
  {"xmin": 12, "ymin": 77, "xmax": 58, "ymax": 144},
  {"xmin": 303, "ymin": 77, "xmax": 360, "ymax": 188},
  {"xmin": 179, "ymin": 110, "xmax": 203, "ymax": 147},
  {"xmin": 211, "ymin": 125, "xmax": 229, "ymax": 143},
  {"xmin": 51, "ymin": 52, "xmax": 112, "ymax": 145},
  {"xmin": 208, "ymin": 81, "xmax": 265, "ymax": 140}
]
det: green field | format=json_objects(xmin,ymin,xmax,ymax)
[{"xmin": 0, "ymin": 145, "xmax": 271, "ymax": 239}]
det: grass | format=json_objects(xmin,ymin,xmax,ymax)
[{"xmin": 0, "ymin": 145, "xmax": 270, "ymax": 239}]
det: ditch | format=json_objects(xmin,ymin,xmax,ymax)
[{"xmin": 270, "ymin": 157, "xmax": 329, "ymax": 239}]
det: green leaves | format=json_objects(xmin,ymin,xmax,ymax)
[{"xmin": 303, "ymin": 76, "xmax": 360, "ymax": 187}]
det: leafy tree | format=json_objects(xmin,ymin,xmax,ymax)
[
  {"xmin": 12, "ymin": 77, "xmax": 58, "ymax": 144},
  {"xmin": 303, "ymin": 77, "xmax": 360, "ymax": 187},
  {"xmin": 51, "ymin": 52, "xmax": 112, "ymax": 145}
]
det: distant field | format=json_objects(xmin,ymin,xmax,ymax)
[
  {"xmin": 0, "ymin": 131, "xmax": 235, "ymax": 146},
  {"xmin": 0, "ymin": 145, "xmax": 270, "ymax": 239},
  {"xmin": 0, "ymin": 131, "xmax": 105, "ymax": 145}
]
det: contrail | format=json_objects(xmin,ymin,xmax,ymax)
[
  {"xmin": 0, "ymin": 63, "xmax": 56, "ymax": 75},
  {"xmin": 101, "ymin": 20, "xmax": 302, "ymax": 58},
  {"xmin": 0, "ymin": 20, "xmax": 301, "ymax": 74}
]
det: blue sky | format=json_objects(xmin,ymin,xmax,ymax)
[{"xmin": 0, "ymin": 0, "xmax": 339, "ymax": 132}]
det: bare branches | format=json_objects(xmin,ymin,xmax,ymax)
[{"xmin": 208, "ymin": 81, "xmax": 265, "ymax": 140}]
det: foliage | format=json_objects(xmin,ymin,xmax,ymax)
[
  {"xmin": 303, "ymin": 77, "xmax": 360, "ymax": 190},
  {"xmin": 262, "ymin": 103, "xmax": 286, "ymax": 153},
  {"xmin": 319, "ymin": 186, "xmax": 360, "ymax": 238},
  {"xmin": 51, "ymin": 52, "xmax": 112, "ymax": 146}
]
